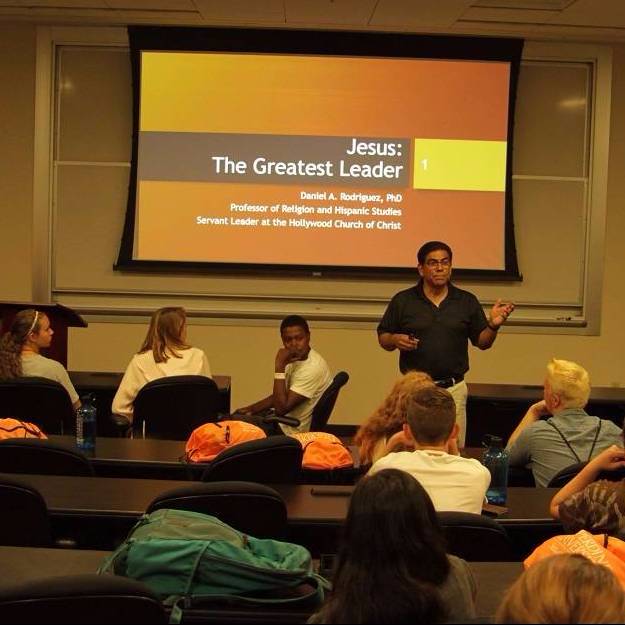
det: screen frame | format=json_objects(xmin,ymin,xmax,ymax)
[{"xmin": 116, "ymin": 26, "xmax": 523, "ymax": 281}]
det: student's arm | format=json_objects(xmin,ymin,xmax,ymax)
[
  {"xmin": 507, "ymin": 400, "xmax": 550, "ymax": 449},
  {"xmin": 239, "ymin": 387, "xmax": 306, "ymax": 417},
  {"xmin": 235, "ymin": 395, "xmax": 274, "ymax": 415},
  {"xmin": 51, "ymin": 361, "xmax": 81, "ymax": 410},
  {"xmin": 271, "ymin": 347, "xmax": 311, "ymax": 416},
  {"xmin": 271, "ymin": 380, "xmax": 307, "ymax": 416},
  {"xmin": 383, "ymin": 430, "xmax": 414, "ymax": 455},
  {"xmin": 235, "ymin": 347, "xmax": 307, "ymax": 416},
  {"xmin": 111, "ymin": 358, "xmax": 142, "ymax": 423},
  {"xmin": 549, "ymin": 445, "xmax": 625, "ymax": 519}
]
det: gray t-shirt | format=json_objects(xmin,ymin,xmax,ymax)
[
  {"xmin": 21, "ymin": 353, "xmax": 79, "ymax": 405},
  {"xmin": 507, "ymin": 407, "xmax": 623, "ymax": 487}
]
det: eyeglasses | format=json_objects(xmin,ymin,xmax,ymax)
[{"xmin": 424, "ymin": 258, "xmax": 451, "ymax": 268}]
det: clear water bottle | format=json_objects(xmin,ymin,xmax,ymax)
[
  {"xmin": 482, "ymin": 434, "xmax": 509, "ymax": 505},
  {"xmin": 76, "ymin": 393, "xmax": 97, "ymax": 456}
]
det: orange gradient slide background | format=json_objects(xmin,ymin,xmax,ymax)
[
  {"xmin": 140, "ymin": 52, "xmax": 509, "ymax": 140},
  {"xmin": 136, "ymin": 52, "xmax": 511, "ymax": 270}
]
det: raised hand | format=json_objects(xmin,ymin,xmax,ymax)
[{"xmin": 489, "ymin": 299, "xmax": 515, "ymax": 329}]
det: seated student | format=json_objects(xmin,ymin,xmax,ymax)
[
  {"xmin": 495, "ymin": 553, "xmax": 625, "ymax": 624},
  {"xmin": 234, "ymin": 315, "xmax": 331, "ymax": 435},
  {"xmin": 368, "ymin": 385, "xmax": 490, "ymax": 514},
  {"xmin": 112, "ymin": 307, "xmax": 211, "ymax": 426},
  {"xmin": 0, "ymin": 308, "xmax": 79, "ymax": 409},
  {"xmin": 549, "ymin": 443, "xmax": 625, "ymax": 536},
  {"xmin": 507, "ymin": 358, "xmax": 622, "ymax": 487},
  {"xmin": 308, "ymin": 469, "xmax": 477, "ymax": 624},
  {"xmin": 354, "ymin": 371, "xmax": 434, "ymax": 467}
]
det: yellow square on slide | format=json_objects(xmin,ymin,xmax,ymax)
[{"xmin": 413, "ymin": 139, "xmax": 507, "ymax": 191}]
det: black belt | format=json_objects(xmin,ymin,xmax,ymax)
[{"xmin": 433, "ymin": 376, "xmax": 463, "ymax": 389}]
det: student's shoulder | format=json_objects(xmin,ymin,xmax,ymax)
[
  {"xmin": 186, "ymin": 346, "xmax": 208, "ymax": 359},
  {"xmin": 599, "ymin": 417, "xmax": 623, "ymax": 436},
  {"xmin": 370, "ymin": 450, "xmax": 414, "ymax": 470},
  {"xmin": 128, "ymin": 350, "xmax": 157, "ymax": 371},
  {"xmin": 34, "ymin": 354, "xmax": 66, "ymax": 373},
  {"xmin": 454, "ymin": 454, "xmax": 491, "ymax": 474},
  {"xmin": 130, "ymin": 351, "xmax": 151, "ymax": 364},
  {"xmin": 307, "ymin": 348, "xmax": 329, "ymax": 367}
]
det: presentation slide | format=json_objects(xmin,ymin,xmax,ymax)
[{"xmin": 133, "ymin": 51, "xmax": 511, "ymax": 271}]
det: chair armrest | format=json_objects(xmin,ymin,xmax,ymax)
[{"xmin": 262, "ymin": 411, "xmax": 301, "ymax": 428}]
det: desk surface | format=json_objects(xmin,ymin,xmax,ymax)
[
  {"xmin": 47, "ymin": 435, "xmax": 361, "ymax": 483},
  {"xmin": 69, "ymin": 371, "xmax": 230, "ymax": 392},
  {"xmin": 69, "ymin": 375, "xmax": 625, "ymax": 403},
  {"xmin": 50, "ymin": 435, "xmax": 187, "ymax": 467},
  {"xmin": 0, "ymin": 546, "xmax": 522, "ymax": 619},
  {"xmin": 0, "ymin": 471, "xmax": 556, "ymax": 526},
  {"xmin": 468, "ymin": 382, "xmax": 625, "ymax": 403}
]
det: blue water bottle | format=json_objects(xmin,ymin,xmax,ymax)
[
  {"xmin": 76, "ymin": 393, "xmax": 97, "ymax": 456},
  {"xmin": 482, "ymin": 435, "xmax": 509, "ymax": 505}
]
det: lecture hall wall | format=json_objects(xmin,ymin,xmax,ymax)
[{"xmin": 1, "ymin": 21, "xmax": 625, "ymax": 426}]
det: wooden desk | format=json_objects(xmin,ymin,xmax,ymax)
[
  {"xmin": 0, "ymin": 471, "xmax": 561, "ymax": 554},
  {"xmin": 50, "ymin": 435, "xmax": 194, "ymax": 480},
  {"xmin": 68, "ymin": 371, "xmax": 232, "ymax": 436},
  {"xmin": 0, "ymin": 474, "xmax": 557, "ymax": 526},
  {"xmin": 47, "ymin": 435, "xmax": 362, "ymax": 482},
  {"xmin": 466, "ymin": 383, "xmax": 625, "ymax": 447},
  {"xmin": 0, "ymin": 546, "xmax": 522, "ymax": 620}
]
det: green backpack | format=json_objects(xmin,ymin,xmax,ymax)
[{"xmin": 99, "ymin": 508, "xmax": 330, "ymax": 623}]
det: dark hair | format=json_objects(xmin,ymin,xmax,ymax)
[
  {"xmin": 0, "ymin": 309, "xmax": 46, "ymax": 379},
  {"xmin": 312, "ymin": 469, "xmax": 450, "ymax": 624},
  {"xmin": 417, "ymin": 241, "xmax": 453, "ymax": 265},
  {"xmin": 279, "ymin": 315, "xmax": 310, "ymax": 335},
  {"xmin": 406, "ymin": 386, "xmax": 456, "ymax": 445}
]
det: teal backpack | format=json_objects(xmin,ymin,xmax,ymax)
[{"xmin": 99, "ymin": 508, "xmax": 330, "ymax": 623}]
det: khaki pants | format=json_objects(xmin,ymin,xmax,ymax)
[{"xmin": 447, "ymin": 379, "xmax": 468, "ymax": 447}]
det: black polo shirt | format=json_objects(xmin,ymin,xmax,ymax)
[{"xmin": 377, "ymin": 282, "xmax": 488, "ymax": 378}]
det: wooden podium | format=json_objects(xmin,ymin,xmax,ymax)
[{"xmin": 0, "ymin": 302, "xmax": 87, "ymax": 368}]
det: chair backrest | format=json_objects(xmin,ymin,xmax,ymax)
[
  {"xmin": 547, "ymin": 461, "xmax": 587, "ymax": 488},
  {"xmin": 201, "ymin": 436, "xmax": 303, "ymax": 484},
  {"xmin": 438, "ymin": 511, "xmax": 517, "ymax": 561},
  {"xmin": 0, "ymin": 438, "xmax": 94, "ymax": 476},
  {"xmin": 309, "ymin": 371, "xmax": 349, "ymax": 432},
  {"xmin": 133, "ymin": 375, "xmax": 221, "ymax": 440},
  {"xmin": 0, "ymin": 376, "xmax": 74, "ymax": 435},
  {"xmin": 597, "ymin": 467, "xmax": 625, "ymax": 481},
  {"xmin": 0, "ymin": 574, "xmax": 167, "ymax": 624},
  {"xmin": 146, "ymin": 481, "xmax": 287, "ymax": 539},
  {"xmin": 0, "ymin": 478, "xmax": 52, "ymax": 547}
]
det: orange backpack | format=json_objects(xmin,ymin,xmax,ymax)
[
  {"xmin": 185, "ymin": 420, "xmax": 266, "ymax": 463},
  {"xmin": 291, "ymin": 432, "xmax": 354, "ymax": 470},
  {"xmin": 0, "ymin": 418, "xmax": 47, "ymax": 440},
  {"xmin": 525, "ymin": 530, "xmax": 625, "ymax": 589}
]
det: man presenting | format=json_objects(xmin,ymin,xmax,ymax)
[{"xmin": 377, "ymin": 241, "xmax": 514, "ymax": 446}]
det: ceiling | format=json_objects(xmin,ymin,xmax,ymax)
[{"xmin": 0, "ymin": 0, "xmax": 624, "ymax": 42}]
